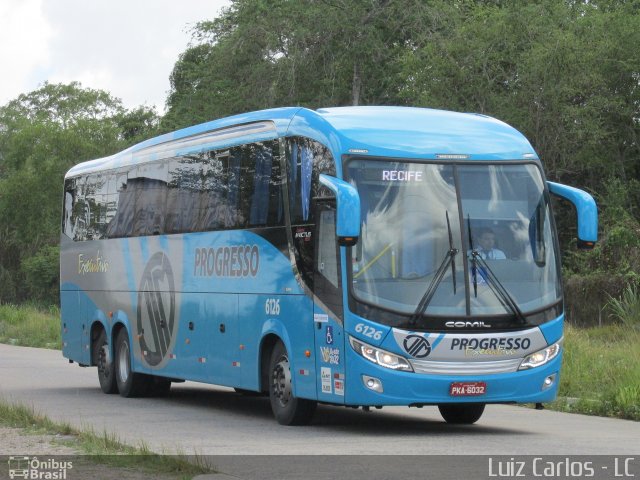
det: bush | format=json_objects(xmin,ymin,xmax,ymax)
[
  {"xmin": 564, "ymin": 274, "xmax": 631, "ymax": 326},
  {"xmin": 607, "ymin": 282, "xmax": 640, "ymax": 329},
  {"xmin": 21, "ymin": 245, "xmax": 59, "ymax": 306},
  {"xmin": 0, "ymin": 265, "xmax": 18, "ymax": 304},
  {"xmin": 561, "ymin": 177, "xmax": 640, "ymax": 326}
]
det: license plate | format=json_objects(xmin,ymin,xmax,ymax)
[{"xmin": 449, "ymin": 381, "xmax": 486, "ymax": 396}]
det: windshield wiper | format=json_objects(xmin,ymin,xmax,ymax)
[
  {"xmin": 447, "ymin": 211, "xmax": 458, "ymax": 296},
  {"xmin": 470, "ymin": 252, "xmax": 526, "ymax": 325},
  {"xmin": 467, "ymin": 216, "xmax": 478, "ymax": 298},
  {"xmin": 467, "ymin": 217, "xmax": 526, "ymax": 325},
  {"xmin": 410, "ymin": 211, "xmax": 459, "ymax": 324}
]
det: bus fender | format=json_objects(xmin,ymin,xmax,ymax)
[
  {"xmin": 109, "ymin": 310, "xmax": 133, "ymax": 360},
  {"xmin": 260, "ymin": 319, "xmax": 317, "ymax": 400},
  {"xmin": 259, "ymin": 319, "xmax": 295, "ymax": 391},
  {"xmin": 88, "ymin": 310, "xmax": 109, "ymax": 366},
  {"xmin": 260, "ymin": 319, "xmax": 293, "ymax": 359}
]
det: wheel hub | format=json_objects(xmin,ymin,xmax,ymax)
[
  {"xmin": 272, "ymin": 355, "xmax": 292, "ymax": 406},
  {"xmin": 118, "ymin": 341, "xmax": 130, "ymax": 383}
]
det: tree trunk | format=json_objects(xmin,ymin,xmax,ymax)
[{"xmin": 352, "ymin": 62, "xmax": 361, "ymax": 106}]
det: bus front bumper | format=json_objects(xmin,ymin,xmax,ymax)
[{"xmin": 344, "ymin": 347, "xmax": 562, "ymax": 406}]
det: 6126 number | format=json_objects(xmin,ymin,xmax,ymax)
[
  {"xmin": 265, "ymin": 298, "xmax": 280, "ymax": 315},
  {"xmin": 355, "ymin": 323, "xmax": 383, "ymax": 341}
]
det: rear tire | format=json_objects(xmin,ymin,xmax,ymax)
[
  {"xmin": 268, "ymin": 341, "xmax": 316, "ymax": 425},
  {"xmin": 94, "ymin": 330, "xmax": 118, "ymax": 394},
  {"xmin": 114, "ymin": 328, "xmax": 150, "ymax": 397},
  {"xmin": 438, "ymin": 403, "xmax": 485, "ymax": 424}
]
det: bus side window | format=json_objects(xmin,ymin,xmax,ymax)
[
  {"xmin": 199, "ymin": 152, "xmax": 226, "ymax": 231},
  {"xmin": 105, "ymin": 173, "xmax": 118, "ymax": 233},
  {"xmin": 63, "ymin": 178, "xmax": 77, "ymax": 239},
  {"xmin": 129, "ymin": 162, "xmax": 167, "ymax": 237},
  {"xmin": 72, "ymin": 177, "xmax": 88, "ymax": 241},
  {"xmin": 248, "ymin": 143, "xmax": 279, "ymax": 226},
  {"xmin": 317, "ymin": 208, "xmax": 339, "ymax": 289},
  {"xmin": 288, "ymin": 137, "xmax": 336, "ymax": 226},
  {"xmin": 92, "ymin": 173, "xmax": 110, "ymax": 239},
  {"xmin": 114, "ymin": 174, "xmax": 135, "ymax": 238},
  {"xmin": 287, "ymin": 137, "xmax": 337, "ymax": 292},
  {"xmin": 83, "ymin": 175, "xmax": 100, "ymax": 240},
  {"xmin": 105, "ymin": 170, "xmax": 131, "ymax": 238},
  {"xmin": 166, "ymin": 157, "xmax": 200, "ymax": 234},
  {"xmin": 314, "ymin": 200, "xmax": 343, "ymax": 320}
]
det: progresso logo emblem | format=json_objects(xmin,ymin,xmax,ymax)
[
  {"xmin": 403, "ymin": 334, "xmax": 432, "ymax": 358},
  {"xmin": 137, "ymin": 251, "xmax": 176, "ymax": 367}
]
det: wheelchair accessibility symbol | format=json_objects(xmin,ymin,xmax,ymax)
[{"xmin": 326, "ymin": 326, "xmax": 334, "ymax": 345}]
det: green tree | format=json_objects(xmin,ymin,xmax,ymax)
[
  {"xmin": 163, "ymin": 0, "xmax": 450, "ymax": 130},
  {"xmin": 0, "ymin": 82, "xmax": 160, "ymax": 304},
  {"xmin": 401, "ymin": 1, "xmax": 640, "ymax": 190}
]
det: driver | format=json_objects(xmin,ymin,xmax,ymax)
[{"xmin": 473, "ymin": 227, "xmax": 506, "ymax": 260}]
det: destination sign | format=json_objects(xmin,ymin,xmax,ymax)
[{"xmin": 382, "ymin": 170, "xmax": 423, "ymax": 182}]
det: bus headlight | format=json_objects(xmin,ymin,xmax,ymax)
[
  {"xmin": 349, "ymin": 336, "xmax": 413, "ymax": 372},
  {"xmin": 519, "ymin": 340, "xmax": 562, "ymax": 370}
]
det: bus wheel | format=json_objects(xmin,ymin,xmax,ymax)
[
  {"xmin": 94, "ymin": 330, "xmax": 118, "ymax": 394},
  {"xmin": 438, "ymin": 403, "xmax": 485, "ymax": 424},
  {"xmin": 268, "ymin": 341, "xmax": 316, "ymax": 425},
  {"xmin": 114, "ymin": 329, "xmax": 150, "ymax": 398}
]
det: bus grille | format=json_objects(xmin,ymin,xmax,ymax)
[{"xmin": 409, "ymin": 358, "xmax": 522, "ymax": 375}]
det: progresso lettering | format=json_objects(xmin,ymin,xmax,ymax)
[
  {"xmin": 450, "ymin": 337, "xmax": 531, "ymax": 351},
  {"xmin": 194, "ymin": 245, "xmax": 259, "ymax": 278}
]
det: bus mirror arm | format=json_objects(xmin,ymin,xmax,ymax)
[
  {"xmin": 547, "ymin": 181, "xmax": 598, "ymax": 249},
  {"xmin": 319, "ymin": 174, "xmax": 361, "ymax": 246}
]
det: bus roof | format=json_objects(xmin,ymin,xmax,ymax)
[{"xmin": 65, "ymin": 106, "xmax": 539, "ymax": 178}]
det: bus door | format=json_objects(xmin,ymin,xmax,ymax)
[{"xmin": 313, "ymin": 201, "xmax": 346, "ymax": 402}]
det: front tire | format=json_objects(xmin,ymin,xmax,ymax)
[
  {"xmin": 268, "ymin": 341, "xmax": 316, "ymax": 425},
  {"xmin": 114, "ymin": 328, "xmax": 150, "ymax": 397},
  {"xmin": 438, "ymin": 403, "xmax": 485, "ymax": 424},
  {"xmin": 94, "ymin": 330, "xmax": 118, "ymax": 394}
]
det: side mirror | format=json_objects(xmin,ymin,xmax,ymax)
[
  {"xmin": 547, "ymin": 181, "xmax": 598, "ymax": 249},
  {"xmin": 319, "ymin": 174, "xmax": 361, "ymax": 246}
]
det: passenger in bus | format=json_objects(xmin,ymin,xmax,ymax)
[{"xmin": 472, "ymin": 227, "xmax": 506, "ymax": 260}]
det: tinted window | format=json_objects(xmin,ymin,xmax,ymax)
[
  {"xmin": 129, "ymin": 162, "xmax": 168, "ymax": 237},
  {"xmin": 66, "ymin": 139, "xmax": 284, "ymax": 240},
  {"xmin": 63, "ymin": 178, "xmax": 78, "ymax": 239},
  {"xmin": 168, "ymin": 141, "xmax": 284, "ymax": 233},
  {"xmin": 287, "ymin": 137, "xmax": 336, "ymax": 225},
  {"xmin": 105, "ymin": 170, "xmax": 134, "ymax": 238},
  {"xmin": 235, "ymin": 142, "xmax": 283, "ymax": 228},
  {"xmin": 166, "ymin": 156, "xmax": 201, "ymax": 234}
]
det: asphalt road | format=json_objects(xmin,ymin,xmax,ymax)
[{"xmin": 1, "ymin": 344, "xmax": 638, "ymax": 479}]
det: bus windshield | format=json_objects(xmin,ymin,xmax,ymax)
[{"xmin": 347, "ymin": 159, "xmax": 560, "ymax": 324}]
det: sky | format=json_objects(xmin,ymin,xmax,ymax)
[{"xmin": 0, "ymin": 0, "xmax": 230, "ymax": 112}]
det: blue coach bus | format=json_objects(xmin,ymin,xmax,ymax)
[{"xmin": 60, "ymin": 106, "xmax": 597, "ymax": 425}]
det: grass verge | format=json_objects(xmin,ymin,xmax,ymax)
[
  {"xmin": 0, "ymin": 398, "xmax": 213, "ymax": 478},
  {"xmin": 547, "ymin": 324, "xmax": 640, "ymax": 421},
  {"xmin": 0, "ymin": 304, "xmax": 60, "ymax": 349}
]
